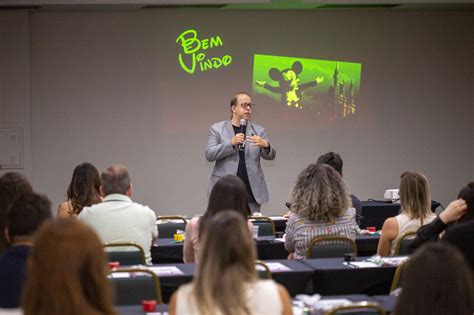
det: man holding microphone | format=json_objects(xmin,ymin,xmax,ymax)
[{"xmin": 205, "ymin": 92, "xmax": 276, "ymax": 213}]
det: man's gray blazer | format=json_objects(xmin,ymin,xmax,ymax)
[{"xmin": 205, "ymin": 120, "xmax": 276, "ymax": 205}]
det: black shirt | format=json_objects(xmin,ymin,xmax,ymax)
[{"xmin": 232, "ymin": 124, "xmax": 256, "ymax": 203}]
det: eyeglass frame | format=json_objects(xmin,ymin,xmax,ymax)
[{"xmin": 239, "ymin": 102, "xmax": 255, "ymax": 110}]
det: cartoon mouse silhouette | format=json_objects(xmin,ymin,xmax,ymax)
[{"xmin": 256, "ymin": 61, "xmax": 324, "ymax": 108}]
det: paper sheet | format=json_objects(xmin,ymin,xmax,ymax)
[
  {"xmin": 383, "ymin": 256, "xmax": 409, "ymax": 266},
  {"xmin": 343, "ymin": 261, "xmax": 379, "ymax": 268},
  {"xmin": 148, "ymin": 266, "xmax": 184, "ymax": 276},
  {"xmin": 268, "ymin": 216, "xmax": 288, "ymax": 220},
  {"xmin": 265, "ymin": 262, "xmax": 292, "ymax": 272},
  {"xmin": 315, "ymin": 299, "xmax": 353, "ymax": 310}
]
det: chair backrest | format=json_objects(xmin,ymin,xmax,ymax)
[
  {"xmin": 390, "ymin": 259, "xmax": 410, "ymax": 292},
  {"xmin": 326, "ymin": 303, "xmax": 386, "ymax": 315},
  {"xmin": 255, "ymin": 260, "xmax": 272, "ymax": 279},
  {"xmin": 103, "ymin": 242, "xmax": 146, "ymax": 265},
  {"xmin": 249, "ymin": 216, "xmax": 275, "ymax": 237},
  {"xmin": 107, "ymin": 268, "xmax": 163, "ymax": 305},
  {"xmin": 393, "ymin": 231, "xmax": 417, "ymax": 256},
  {"xmin": 156, "ymin": 216, "xmax": 187, "ymax": 238},
  {"xmin": 306, "ymin": 236, "xmax": 357, "ymax": 259}
]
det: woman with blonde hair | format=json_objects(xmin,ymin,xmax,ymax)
[
  {"xmin": 57, "ymin": 162, "xmax": 102, "ymax": 218},
  {"xmin": 377, "ymin": 171, "xmax": 436, "ymax": 256},
  {"xmin": 170, "ymin": 210, "xmax": 292, "ymax": 315},
  {"xmin": 21, "ymin": 219, "xmax": 116, "ymax": 315},
  {"xmin": 285, "ymin": 163, "xmax": 357, "ymax": 259}
]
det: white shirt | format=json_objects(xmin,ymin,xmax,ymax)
[
  {"xmin": 79, "ymin": 194, "xmax": 158, "ymax": 264},
  {"xmin": 175, "ymin": 279, "xmax": 283, "ymax": 315},
  {"xmin": 390, "ymin": 212, "xmax": 436, "ymax": 255}
]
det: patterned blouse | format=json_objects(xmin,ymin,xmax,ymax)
[{"xmin": 284, "ymin": 208, "xmax": 358, "ymax": 259}]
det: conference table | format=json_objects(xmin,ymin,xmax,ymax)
[
  {"xmin": 302, "ymin": 257, "xmax": 398, "ymax": 296},
  {"xmin": 113, "ymin": 257, "xmax": 402, "ymax": 303},
  {"xmin": 115, "ymin": 256, "xmax": 400, "ymax": 305},
  {"xmin": 359, "ymin": 200, "xmax": 440, "ymax": 229},
  {"xmin": 151, "ymin": 234, "xmax": 380, "ymax": 264},
  {"xmin": 116, "ymin": 294, "xmax": 398, "ymax": 315},
  {"xmin": 274, "ymin": 200, "xmax": 441, "ymax": 232},
  {"xmin": 272, "ymin": 201, "xmax": 400, "ymax": 232},
  {"xmin": 127, "ymin": 259, "xmax": 313, "ymax": 303}
]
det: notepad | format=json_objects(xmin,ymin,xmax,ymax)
[
  {"xmin": 108, "ymin": 272, "xmax": 153, "ymax": 278},
  {"xmin": 265, "ymin": 262, "xmax": 292, "ymax": 272},
  {"xmin": 343, "ymin": 261, "xmax": 379, "ymax": 268},
  {"xmin": 269, "ymin": 216, "xmax": 288, "ymax": 220},
  {"xmin": 315, "ymin": 298, "xmax": 352, "ymax": 310},
  {"xmin": 148, "ymin": 266, "xmax": 184, "ymax": 276},
  {"xmin": 383, "ymin": 256, "xmax": 408, "ymax": 266}
]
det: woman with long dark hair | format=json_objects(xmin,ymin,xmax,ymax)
[
  {"xmin": 393, "ymin": 242, "xmax": 473, "ymax": 315},
  {"xmin": 0, "ymin": 172, "xmax": 33, "ymax": 254},
  {"xmin": 183, "ymin": 175, "xmax": 251, "ymax": 263},
  {"xmin": 57, "ymin": 162, "xmax": 102, "ymax": 218}
]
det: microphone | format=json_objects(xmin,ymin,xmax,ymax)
[{"xmin": 239, "ymin": 119, "xmax": 247, "ymax": 151}]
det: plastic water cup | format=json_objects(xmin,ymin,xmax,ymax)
[
  {"xmin": 174, "ymin": 233, "xmax": 184, "ymax": 242},
  {"xmin": 142, "ymin": 300, "xmax": 157, "ymax": 312},
  {"xmin": 107, "ymin": 261, "xmax": 120, "ymax": 270}
]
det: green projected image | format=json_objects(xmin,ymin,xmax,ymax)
[
  {"xmin": 176, "ymin": 29, "xmax": 232, "ymax": 74},
  {"xmin": 253, "ymin": 54, "xmax": 362, "ymax": 121}
]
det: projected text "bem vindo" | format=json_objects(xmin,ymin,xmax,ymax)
[{"xmin": 176, "ymin": 29, "xmax": 232, "ymax": 74}]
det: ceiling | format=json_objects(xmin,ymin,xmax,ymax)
[{"xmin": 0, "ymin": 0, "xmax": 472, "ymax": 11}]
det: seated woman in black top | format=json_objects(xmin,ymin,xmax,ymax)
[{"xmin": 409, "ymin": 182, "xmax": 474, "ymax": 268}]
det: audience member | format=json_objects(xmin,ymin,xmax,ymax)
[
  {"xmin": 456, "ymin": 182, "xmax": 474, "ymax": 223},
  {"xmin": 393, "ymin": 242, "xmax": 474, "ymax": 315},
  {"xmin": 0, "ymin": 172, "xmax": 33, "ymax": 254},
  {"xmin": 409, "ymin": 198, "xmax": 467, "ymax": 252},
  {"xmin": 183, "ymin": 175, "xmax": 252, "ymax": 263},
  {"xmin": 58, "ymin": 162, "xmax": 102, "ymax": 218},
  {"xmin": 285, "ymin": 163, "xmax": 357, "ymax": 259},
  {"xmin": 21, "ymin": 219, "xmax": 117, "ymax": 315},
  {"xmin": 78, "ymin": 165, "xmax": 157, "ymax": 264},
  {"xmin": 408, "ymin": 182, "xmax": 474, "ymax": 268},
  {"xmin": 443, "ymin": 220, "xmax": 474, "ymax": 270},
  {"xmin": 170, "ymin": 210, "xmax": 292, "ymax": 315},
  {"xmin": 316, "ymin": 152, "xmax": 362, "ymax": 225},
  {"xmin": 377, "ymin": 171, "xmax": 436, "ymax": 256},
  {"xmin": 0, "ymin": 193, "xmax": 52, "ymax": 308}
]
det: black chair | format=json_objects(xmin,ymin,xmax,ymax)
[
  {"xmin": 103, "ymin": 242, "xmax": 146, "ymax": 265},
  {"xmin": 156, "ymin": 216, "xmax": 187, "ymax": 238},
  {"xmin": 255, "ymin": 260, "xmax": 272, "ymax": 279},
  {"xmin": 326, "ymin": 303, "xmax": 386, "ymax": 315},
  {"xmin": 249, "ymin": 216, "xmax": 275, "ymax": 237},
  {"xmin": 306, "ymin": 236, "xmax": 357, "ymax": 259},
  {"xmin": 108, "ymin": 268, "xmax": 163, "ymax": 305},
  {"xmin": 390, "ymin": 259, "xmax": 410, "ymax": 292},
  {"xmin": 393, "ymin": 231, "xmax": 417, "ymax": 256}
]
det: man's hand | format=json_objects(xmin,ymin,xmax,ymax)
[
  {"xmin": 247, "ymin": 135, "xmax": 269, "ymax": 148},
  {"xmin": 439, "ymin": 199, "xmax": 467, "ymax": 224},
  {"xmin": 231, "ymin": 133, "xmax": 245, "ymax": 146}
]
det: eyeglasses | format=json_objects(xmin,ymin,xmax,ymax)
[{"xmin": 239, "ymin": 102, "xmax": 255, "ymax": 109}]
